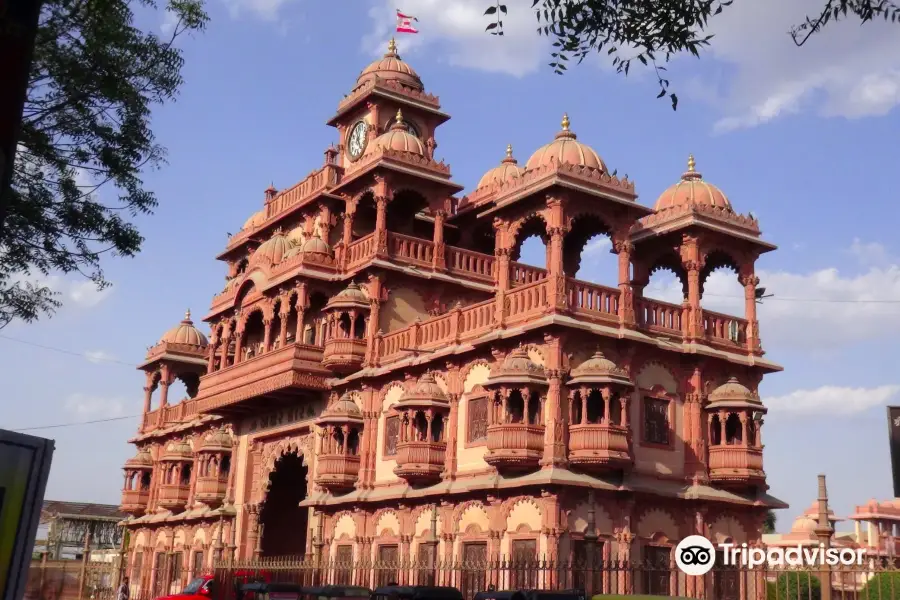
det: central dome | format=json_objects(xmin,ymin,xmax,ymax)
[
  {"xmin": 372, "ymin": 109, "xmax": 426, "ymax": 155},
  {"xmin": 654, "ymin": 155, "xmax": 732, "ymax": 212},
  {"xmin": 476, "ymin": 144, "xmax": 524, "ymax": 189},
  {"xmin": 357, "ymin": 38, "xmax": 423, "ymax": 91},
  {"xmin": 525, "ymin": 114, "xmax": 606, "ymax": 172}
]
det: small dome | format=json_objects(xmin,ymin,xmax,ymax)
[
  {"xmin": 525, "ymin": 114, "xmax": 606, "ymax": 172},
  {"xmin": 326, "ymin": 282, "xmax": 370, "ymax": 310},
  {"xmin": 356, "ymin": 38, "xmax": 423, "ymax": 91},
  {"xmin": 161, "ymin": 440, "xmax": 193, "ymax": 462},
  {"xmin": 654, "ymin": 155, "xmax": 732, "ymax": 212},
  {"xmin": 477, "ymin": 144, "xmax": 524, "ymax": 189},
  {"xmin": 707, "ymin": 377, "xmax": 763, "ymax": 410},
  {"xmin": 124, "ymin": 448, "xmax": 153, "ymax": 469},
  {"xmin": 242, "ymin": 210, "xmax": 266, "ymax": 231},
  {"xmin": 790, "ymin": 515, "xmax": 818, "ymax": 534},
  {"xmin": 159, "ymin": 310, "xmax": 209, "ymax": 347},
  {"xmin": 300, "ymin": 232, "xmax": 331, "ymax": 255},
  {"xmin": 250, "ymin": 229, "xmax": 294, "ymax": 266},
  {"xmin": 486, "ymin": 346, "xmax": 548, "ymax": 387},
  {"xmin": 317, "ymin": 393, "xmax": 364, "ymax": 424},
  {"xmin": 372, "ymin": 109, "xmax": 426, "ymax": 155},
  {"xmin": 396, "ymin": 373, "xmax": 449, "ymax": 408},
  {"xmin": 567, "ymin": 351, "xmax": 633, "ymax": 387},
  {"xmin": 200, "ymin": 429, "xmax": 232, "ymax": 453}
]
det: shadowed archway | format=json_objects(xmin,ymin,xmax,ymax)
[{"xmin": 259, "ymin": 451, "xmax": 309, "ymax": 557}]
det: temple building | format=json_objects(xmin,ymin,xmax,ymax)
[{"xmin": 120, "ymin": 38, "xmax": 786, "ymax": 597}]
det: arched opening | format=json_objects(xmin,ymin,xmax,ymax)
[
  {"xmin": 564, "ymin": 215, "xmax": 614, "ymax": 281},
  {"xmin": 139, "ymin": 471, "xmax": 151, "ymax": 490},
  {"xmin": 511, "ymin": 216, "xmax": 548, "ymax": 270},
  {"xmin": 235, "ymin": 258, "xmax": 249, "ymax": 276},
  {"xmin": 506, "ymin": 390, "xmax": 525, "ymax": 423},
  {"xmin": 179, "ymin": 464, "xmax": 191, "ymax": 486},
  {"xmin": 710, "ymin": 414, "xmax": 722, "ymax": 445},
  {"xmin": 259, "ymin": 451, "xmax": 309, "ymax": 557},
  {"xmin": 387, "ymin": 189, "xmax": 431, "ymax": 238},
  {"xmin": 242, "ymin": 311, "xmax": 266, "ymax": 360},
  {"xmin": 353, "ymin": 313, "xmax": 367, "ymax": 339},
  {"xmin": 302, "ymin": 292, "xmax": 328, "ymax": 346},
  {"xmin": 352, "ymin": 193, "xmax": 377, "ymax": 241},
  {"xmin": 431, "ymin": 415, "xmax": 444, "ymax": 442},
  {"xmin": 700, "ymin": 251, "xmax": 746, "ymax": 341},
  {"xmin": 467, "ymin": 219, "xmax": 496, "ymax": 256},
  {"xmin": 413, "ymin": 411, "xmax": 428, "ymax": 441},
  {"xmin": 724, "ymin": 413, "xmax": 742, "ymax": 445},
  {"xmin": 270, "ymin": 299, "xmax": 283, "ymax": 350},
  {"xmin": 174, "ymin": 372, "xmax": 200, "ymax": 399},
  {"xmin": 637, "ymin": 254, "xmax": 688, "ymax": 331},
  {"xmin": 338, "ymin": 312, "xmax": 352, "ymax": 338}
]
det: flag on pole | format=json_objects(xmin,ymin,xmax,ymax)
[{"xmin": 396, "ymin": 9, "xmax": 418, "ymax": 33}]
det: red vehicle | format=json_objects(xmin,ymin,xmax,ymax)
[{"xmin": 155, "ymin": 571, "xmax": 272, "ymax": 600}]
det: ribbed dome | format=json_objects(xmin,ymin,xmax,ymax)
[
  {"xmin": 124, "ymin": 448, "xmax": 153, "ymax": 469},
  {"xmin": 356, "ymin": 38, "xmax": 423, "ymax": 91},
  {"xmin": 654, "ymin": 155, "xmax": 732, "ymax": 212},
  {"xmin": 161, "ymin": 440, "xmax": 193, "ymax": 461},
  {"xmin": 250, "ymin": 229, "xmax": 294, "ymax": 266},
  {"xmin": 200, "ymin": 429, "xmax": 233, "ymax": 453},
  {"xmin": 326, "ymin": 282, "xmax": 370, "ymax": 310},
  {"xmin": 317, "ymin": 393, "xmax": 364, "ymax": 424},
  {"xmin": 242, "ymin": 210, "xmax": 265, "ymax": 231},
  {"xmin": 568, "ymin": 351, "xmax": 632, "ymax": 387},
  {"xmin": 485, "ymin": 346, "xmax": 548, "ymax": 387},
  {"xmin": 396, "ymin": 373, "xmax": 449, "ymax": 408},
  {"xmin": 159, "ymin": 310, "xmax": 208, "ymax": 347},
  {"xmin": 709, "ymin": 377, "xmax": 758, "ymax": 403},
  {"xmin": 300, "ymin": 232, "xmax": 331, "ymax": 255},
  {"xmin": 372, "ymin": 109, "xmax": 426, "ymax": 155},
  {"xmin": 477, "ymin": 144, "xmax": 524, "ymax": 189},
  {"xmin": 525, "ymin": 114, "xmax": 605, "ymax": 172}
]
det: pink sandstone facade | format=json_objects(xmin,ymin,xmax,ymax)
[{"xmin": 119, "ymin": 38, "xmax": 786, "ymax": 596}]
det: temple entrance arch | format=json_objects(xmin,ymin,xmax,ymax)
[{"xmin": 259, "ymin": 450, "xmax": 309, "ymax": 557}]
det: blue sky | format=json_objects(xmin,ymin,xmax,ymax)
[{"xmin": 3, "ymin": 0, "xmax": 900, "ymax": 534}]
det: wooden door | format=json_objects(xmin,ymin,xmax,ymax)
[
  {"xmin": 376, "ymin": 545, "xmax": 399, "ymax": 588},
  {"xmin": 460, "ymin": 543, "xmax": 487, "ymax": 600},
  {"xmin": 510, "ymin": 539, "xmax": 537, "ymax": 590}
]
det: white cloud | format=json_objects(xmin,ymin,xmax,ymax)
[
  {"xmin": 643, "ymin": 240, "xmax": 900, "ymax": 348},
  {"xmin": 764, "ymin": 385, "xmax": 900, "ymax": 415},
  {"xmin": 849, "ymin": 238, "xmax": 893, "ymax": 267},
  {"xmin": 160, "ymin": 10, "xmax": 179, "ymax": 34},
  {"xmin": 64, "ymin": 393, "xmax": 126, "ymax": 419},
  {"xmin": 583, "ymin": 237, "xmax": 611, "ymax": 255},
  {"xmin": 222, "ymin": 0, "xmax": 294, "ymax": 21},
  {"xmin": 84, "ymin": 350, "xmax": 117, "ymax": 364},
  {"xmin": 364, "ymin": 0, "xmax": 548, "ymax": 77},
  {"xmin": 67, "ymin": 279, "xmax": 111, "ymax": 307}
]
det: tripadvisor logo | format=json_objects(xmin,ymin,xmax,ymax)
[{"xmin": 674, "ymin": 535, "xmax": 866, "ymax": 575}]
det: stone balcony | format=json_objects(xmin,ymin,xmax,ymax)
[
  {"xmin": 484, "ymin": 423, "xmax": 545, "ymax": 472},
  {"xmin": 322, "ymin": 337, "xmax": 368, "ymax": 373},
  {"xmin": 157, "ymin": 483, "xmax": 191, "ymax": 512},
  {"xmin": 567, "ymin": 424, "xmax": 632, "ymax": 472},
  {"xmin": 393, "ymin": 441, "xmax": 446, "ymax": 484},
  {"xmin": 194, "ymin": 342, "xmax": 330, "ymax": 415},
  {"xmin": 120, "ymin": 489, "xmax": 150, "ymax": 516},
  {"xmin": 194, "ymin": 476, "xmax": 227, "ymax": 508},
  {"xmin": 708, "ymin": 446, "xmax": 765, "ymax": 487},
  {"xmin": 314, "ymin": 454, "xmax": 361, "ymax": 493}
]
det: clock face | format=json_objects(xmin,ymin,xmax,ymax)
[{"xmin": 347, "ymin": 121, "xmax": 368, "ymax": 160}]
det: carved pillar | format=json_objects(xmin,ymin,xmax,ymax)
[
  {"xmin": 545, "ymin": 225, "xmax": 568, "ymax": 312},
  {"xmin": 432, "ymin": 209, "xmax": 446, "ymax": 271},
  {"xmin": 142, "ymin": 373, "xmax": 154, "ymax": 415},
  {"xmin": 740, "ymin": 267, "xmax": 761, "ymax": 352},
  {"xmin": 541, "ymin": 335, "xmax": 568, "ymax": 468},
  {"xmin": 206, "ymin": 336, "xmax": 217, "ymax": 374},
  {"xmin": 219, "ymin": 328, "xmax": 231, "ymax": 370},
  {"xmin": 444, "ymin": 362, "xmax": 462, "ymax": 479},
  {"xmin": 233, "ymin": 330, "xmax": 244, "ymax": 365},
  {"xmin": 246, "ymin": 504, "xmax": 261, "ymax": 559},
  {"xmin": 262, "ymin": 318, "xmax": 273, "ymax": 353},
  {"xmin": 295, "ymin": 283, "xmax": 308, "ymax": 343},
  {"xmin": 680, "ymin": 235, "xmax": 704, "ymax": 340},
  {"xmin": 613, "ymin": 231, "xmax": 635, "ymax": 326},
  {"xmin": 158, "ymin": 365, "xmax": 171, "ymax": 408},
  {"xmin": 365, "ymin": 275, "xmax": 383, "ymax": 367},
  {"xmin": 374, "ymin": 196, "xmax": 388, "ymax": 258},
  {"xmin": 685, "ymin": 368, "xmax": 708, "ymax": 482},
  {"xmin": 278, "ymin": 303, "xmax": 290, "ymax": 346}
]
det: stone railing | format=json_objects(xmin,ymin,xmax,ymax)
[
  {"xmin": 510, "ymin": 262, "xmax": 547, "ymax": 286},
  {"xmin": 142, "ymin": 398, "xmax": 201, "ymax": 431},
  {"xmin": 708, "ymin": 445, "xmax": 764, "ymax": 476}
]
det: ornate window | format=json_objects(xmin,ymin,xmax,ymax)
[
  {"xmin": 376, "ymin": 545, "xmax": 399, "ymax": 587},
  {"xmin": 510, "ymin": 539, "xmax": 537, "ymax": 589},
  {"xmin": 467, "ymin": 396, "xmax": 488, "ymax": 444},
  {"xmin": 335, "ymin": 545, "xmax": 353, "ymax": 585},
  {"xmin": 171, "ymin": 552, "xmax": 183, "ymax": 585},
  {"xmin": 192, "ymin": 551, "xmax": 203, "ymax": 576},
  {"xmin": 131, "ymin": 551, "xmax": 143, "ymax": 581},
  {"xmin": 384, "ymin": 415, "xmax": 400, "ymax": 456},
  {"xmin": 643, "ymin": 397, "xmax": 670, "ymax": 446}
]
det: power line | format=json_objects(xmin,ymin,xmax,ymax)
[
  {"xmin": 11, "ymin": 414, "xmax": 140, "ymax": 432},
  {"xmin": 0, "ymin": 334, "xmax": 137, "ymax": 366}
]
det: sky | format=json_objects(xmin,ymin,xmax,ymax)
[{"xmin": 3, "ymin": 0, "xmax": 900, "ymax": 535}]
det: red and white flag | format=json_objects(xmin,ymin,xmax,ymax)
[{"xmin": 396, "ymin": 9, "xmax": 418, "ymax": 33}]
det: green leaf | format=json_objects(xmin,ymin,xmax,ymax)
[
  {"xmin": 671, "ymin": 93, "xmax": 679, "ymax": 111},
  {"xmin": 484, "ymin": 6, "xmax": 497, "ymax": 15}
]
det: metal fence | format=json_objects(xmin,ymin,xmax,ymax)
[
  {"xmin": 24, "ymin": 559, "xmax": 121, "ymax": 600},
  {"xmin": 203, "ymin": 557, "xmax": 900, "ymax": 600}
]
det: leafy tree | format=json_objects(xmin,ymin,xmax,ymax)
[
  {"xmin": 2, "ymin": 0, "xmax": 208, "ymax": 328},
  {"xmin": 861, "ymin": 571, "xmax": 900, "ymax": 599},
  {"xmin": 483, "ymin": 0, "xmax": 900, "ymax": 110},
  {"xmin": 764, "ymin": 509, "xmax": 777, "ymax": 534}
]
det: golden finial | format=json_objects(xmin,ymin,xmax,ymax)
[
  {"xmin": 506, "ymin": 144, "xmax": 513, "ymax": 158},
  {"xmin": 561, "ymin": 113, "xmax": 570, "ymax": 131},
  {"xmin": 395, "ymin": 108, "xmax": 403, "ymax": 124},
  {"xmin": 185, "ymin": 309, "xmax": 191, "ymax": 320},
  {"xmin": 388, "ymin": 38, "xmax": 397, "ymax": 54},
  {"xmin": 687, "ymin": 154, "xmax": 696, "ymax": 172}
]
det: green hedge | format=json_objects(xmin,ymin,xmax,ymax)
[
  {"xmin": 767, "ymin": 572, "xmax": 821, "ymax": 600},
  {"xmin": 591, "ymin": 595, "xmax": 691, "ymax": 599},
  {"xmin": 861, "ymin": 572, "xmax": 900, "ymax": 599}
]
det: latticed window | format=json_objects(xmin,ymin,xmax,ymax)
[
  {"xmin": 643, "ymin": 397, "xmax": 670, "ymax": 445},
  {"xmin": 384, "ymin": 415, "xmax": 400, "ymax": 456},
  {"xmin": 192, "ymin": 551, "xmax": 203, "ymax": 576},
  {"xmin": 335, "ymin": 545, "xmax": 353, "ymax": 585},
  {"xmin": 468, "ymin": 396, "xmax": 488, "ymax": 443}
]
